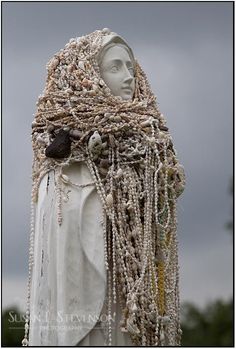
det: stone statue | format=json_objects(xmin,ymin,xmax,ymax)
[{"xmin": 22, "ymin": 29, "xmax": 185, "ymax": 347}]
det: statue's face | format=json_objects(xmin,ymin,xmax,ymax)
[{"xmin": 99, "ymin": 45, "xmax": 135, "ymax": 101}]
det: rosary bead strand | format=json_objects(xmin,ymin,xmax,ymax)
[{"xmin": 22, "ymin": 189, "xmax": 36, "ymax": 346}]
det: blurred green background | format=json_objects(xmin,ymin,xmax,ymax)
[{"xmin": 2, "ymin": 297, "xmax": 234, "ymax": 346}]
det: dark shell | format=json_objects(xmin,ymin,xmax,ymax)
[
  {"xmin": 45, "ymin": 129, "xmax": 71, "ymax": 158},
  {"xmin": 159, "ymin": 125, "xmax": 169, "ymax": 131}
]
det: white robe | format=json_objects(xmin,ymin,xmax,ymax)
[
  {"xmin": 29, "ymin": 162, "xmax": 134, "ymax": 346},
  {"xmin": 29, "ymin": 162, "xmax": 107, "ymax": 346}
]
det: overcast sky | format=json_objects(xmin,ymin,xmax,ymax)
[{"xmin": 2, "ymin": 2, "xmax": 233, "ymax": 312}]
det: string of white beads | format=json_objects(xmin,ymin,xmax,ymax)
[{"xmin": 22, "ymin": 190, "xmax": 36, "ymax": 346}]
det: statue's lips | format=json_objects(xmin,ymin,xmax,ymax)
[{"xmin": 121, "ymin": 87, "xmax": 133, "ymax": 93}]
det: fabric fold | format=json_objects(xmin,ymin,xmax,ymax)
[{"xmin": 29, "ymin": 162, "xmax": 107, "ymax": 346}]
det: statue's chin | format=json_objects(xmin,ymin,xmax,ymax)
[{"xmin": 120, "ymin": 93, "xmax": 133, "ymax": 101}]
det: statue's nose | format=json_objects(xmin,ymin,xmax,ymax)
[
  {"xmin": 123, "ymin": 67, "xmax": 134, "ymax": 84},
  {"xmin": 123, "ymin": 75, "xmax": 134, "ymax": 85}
]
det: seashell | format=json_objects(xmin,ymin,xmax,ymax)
[
  {"xmin": 131, "ymin": 230, "xmax": 137, "ymax": 237},
  {"xmin": 139, "ymin": 295, "xmax": 145, "ymax": 302},
  {"xmin": 61, "ymin": 174, "xmax": 69, "ymax": 183},
  {"xmin": 47, "ymin": 124, "xmax": 55, "ymax": 133},
  {"xmin": 93, "ymin": 78, "xmax": 99, "ymax": 85},
  {"xmin": 167, "ymin": 166, "xmax": 175, "ymax": 177},
  {"xmin": 106, "ymin": 193, "xmax": 113, "ymax": 207},
  {"xmin": 100, "ymin": 158, "xmax": 110, "ymax": 168},
  {"xmin": 149, "ymin": 137, "xmax": 156, "ymax": 145},
  {"xmin": 149, "ymin": 311, "xmax": 157, "ymax": 322},
  {"xmin": 102, "ymin": 141, "xmax": 107, "ymax": 149},
  {"xmin": 116, "ymin": 168, "xmax": 123, "ymax": 178},
  {"xmin": 81, "ymin": 78, "xmax": 92, "ymax": 87},
  {"xmin": 149, "ymin": 303, "xmax": 155, "ymax": 311},
  {"xmin": 75, "ymin": 83, "xmax": 82, "ymax": 90},
  {"xmin": 102, "ymin": 28, "xmax": 111, "ymax": 34},
  {"xmin": 92, "ymin": 154, "xmax": 99, "ymax": 161},
  {"xmin": 175, "ymin": 164, "xmax": 185, "ymax": 181},
  {"xmin": 69, "ymin": 129, "xmax": 82, "ymax": 139},
  {"xmin": 114, "ymin": 115, "xmax": 121, "ymax": 122},
  {"xmin": 67, "ymin": 64, "xmax": 74, "ymax": 73},
  {"xmin": 70, "ymin": 96, "xmax": 78, "ymax": 102},
  {"xmin": 89, "ymin": 89, "xmax": 96, "ymax": 96},
  {"xmin": 65, "ymin": 88, "xmax": 73, "ymax": 95},
  {"xmin": 57, "ymin": 109, "xmax": 66, "ymax": 117},
  {"xmin": 104, "ymin": 112, "xmax": 112, "ymax": 118},
  {"xmin": 140, "ymin": 119, "xmax": 151, "ymax": 128},
  {"xmin": 159, "ymin": 131, "xmax": 166, "ymax": 139},
  {"xmin": 156, "ymin": 249, "xmax": 166, "ymax": 263},
  {"xmin": 109, "ymin": 134, "xmax": 116, "ymax": 148},
  {"xmin": 121, "ymin": 326, "xmax": 128, "ymax": 333},
  {"xmin": 78, "ymin": 61, "xmax": 85, "ymax": 70},
  {"xmin": 84, "ymin": 61, "xmax": 90, "ymax": 69},
  {"xmin": 127, "ymin": 205, "xmax": 134, "ymax": 213},
  {"xmin": 109, "ymin": 114, "xmax": 116, "ymax": 121},
  {"xmin": 94, "ymin": 115, "xmax": 101, "ymax": 123},
  {"xmin": 91, "ymin": 84, "xmax": 99, "ymax": 92},
  {"xmin": 57, "ymin": 81, "xmax": 63, "ymax": 89},
  {"xmin": 162, "ymin": 316, "xmax": 171, "ymax": 324},
  {"xmin": 37, "ymin": 136, "xmax": 46, "ymax": 144},
  {"xmin": 159, "ymin": 125, "xmax": 168, "ymax": 131},
  {"xmin": 102, "ymin": 149, "xmax": 109, "ymax": 156},
  {"xmin": 126, "ymin": 318, "xmax": 140, "ymax": 335},
  {"xmin": 88, "ymin": 131, "xmax": 102, "ymax": 154},
  {"xmin": 178, "ymin": 328, "xmax": 183, "ymax": 336},
  {"xmin": 22, "ymin": 338, "xmax": 28, "ymax": 346},
  {"xmin": 160, "ymin": 331, "xmax": 165, "ymax": 342},
  {"xmin": 125, "ymin": 199, "xmax": 130, "ymax": 207},
  {"xmin": 46, "ymin": 100, "xmax": 52, "ymax": 108},
  {"xmin": 100, "ymin": 167, "xmax": 108, "ymax": 176},
  {"xmin": 31, "ymin": 121, "xmax": 38, "ymax": 128},
  {"xmin": 103, "ymin": 87, "xmax": 110, "ymax": 94},
  {"xmin": 50, "ymin": 58, "xmax": 59, "ymax": 70},
  {"xmin": 131, "ymin": 302, "xmax": 138, "ymax": 312},
  {"xmin": 119, "ymin": 144, "xmax": 126, "ymax": 151}
]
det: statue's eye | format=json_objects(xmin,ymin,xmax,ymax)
[
  {"xmin": 110, "ymin": 65, "xmax": 119, "ymax": 73},
  {"xmin": 128, "ymin": 67, "xmax": 134, "ymax": 76}
]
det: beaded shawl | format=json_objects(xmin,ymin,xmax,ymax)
[{"xmin": 23, "ymin": 29, "xmax": 185, "ymax": 346}]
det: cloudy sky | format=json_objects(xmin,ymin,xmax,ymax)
[{"xmin": 2, "ymin": 2, "xmax": 233, "ymax": 312}]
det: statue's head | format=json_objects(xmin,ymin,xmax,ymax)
[
  {"xmin": 97, "ymin": 32, "xmax": 135, "ymax": 101},
  {"xmin": 44, "ymin": 29, "xmax": 155, "ymax": 107}
]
